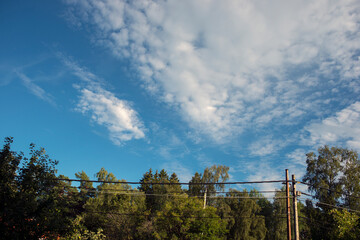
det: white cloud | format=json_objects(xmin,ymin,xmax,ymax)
[
  {"xmin": 244, "ymin": 160, "xmax": 306, "ymax": 194},
  {"xmin": 286, "ymin": 149, "xmax": 307, "ymax": 167},
  {"xmin": 304, "ymin": 101, "xmax": 360, "ymax": 150},
  {"xmin": 245, "ymin": 161, "xmax": 284, "ymax": 192},
  {"xmin": 57, "ymin": 52, "xmax": 102, "ymax": 84},
  {"xmin": 59, "ymin": 55, "xmax": 146, "ymax": 144},
  {"xmin": 15, "ymin": 70, "xmax": 56, "ymax": 106},
  {"xmin": 248, "ymin": 137, "xmax": 284, "ymax": 157},
  {"xmin": 76, "ymin": 86, "xmax": 145, "ymax": 144},
  {"xmin": 66, "ymin": 0, "xmax": 360, "ymax": 143}
]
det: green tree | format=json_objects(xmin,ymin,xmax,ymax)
[
  {"xmin": 0, "ymin": 137, "xmax": 22, "ymax": 238},
  {"xmin": 256, "ymin": 195, "xmax": 273, "ymax": 240},
  {"xmin": 203, "ymin": 165, "xmax": 229, "ymax": 193},
  {"xmin": 188, "ymin": 172, "xmax": 203, "ymax": 196},
  {"xmin": 153, "ymin": 196, "xmax": 227, "ymax": 239},
  {"xmin": 60, "ymin": 215, "xmax": 106, "ymax": 240},
  {"xmin": 303, "ymin": 146, "xmax": 360, "ymax": 210},
  {"xmin": 0, "ymin": 138, "xmax": 76, "ymax": 239},
  {"xmin": 302, "ymin": 146, "xmax": 360, "ymax": 239},
  {"xmin": 340, "ymin": 151, "xmax": 360, "ymax": 211},
  {"xmin": 225, "ymin": 189, "xmax": 266, "ymax": 240},
  {"xmin": 169, "ymin": 172, "xmax": 183, "ymax": 193},
  {"xmin": 82, "ymin": 168, "xmax": 142, "ymax": 239},
  {"xmin": 188, "ymin": 165, "xmax": 229, "ymax": 208},
  {"xmin": 330, "ymin": 209, "xmax": 360, "ymax": 240},
  {"xmin": 265, "ymin": 188, "xmax": 287, "ymax": 240},
  {"xmin": 76, "ymin": 170, "xmax": 95, "ymax": 200},
  {"xmin": 139, "ymin": 169, "xmax": 182, "ymax": 213}
]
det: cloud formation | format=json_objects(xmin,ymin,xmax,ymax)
[
  {"xmin": 65, "ymin": 0, "xmax": 360, "ymax": 145},
  {"xmin": 305, "ymin": 101, "xmax": 360, "ymax": 151},
  {"xmin": 76, "ymin": 86, "xmax": 145, "ymax": 144},
  {"xmin": 15, "ymin": 70, "xmax": 56, "ymax": 106},
  {"xmin": 60, "ymin": 55, "xmax": 145, "ymax": 145}
]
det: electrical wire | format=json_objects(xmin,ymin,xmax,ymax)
[
  {"xmin": 298, "ymin": 197, "xmax": 360, "ymax": 214},
  {"xmin": 298, "ymin": 219, "xmax": 333, "ymax": 231},
  {"xmin": 87, "ymin": 211, "xmax": 234, "ymax": 219},
  {"xmin": 57, "ymin": 188, "xmax": 290, "ymax": 199},
  {"xmin": 299, "ymin": 181, "xmax": 360, "ymax": 200},
  {"xmin": 63, "ymin": 185, "xmax": 285, "ymax": 195},
  {"xmin": 84, "ymin": 211, "xmax": 280, "ymax": 220},
  {"xmin": 57, "ymin": 178, "xmax": 286, "ymax": 185}
]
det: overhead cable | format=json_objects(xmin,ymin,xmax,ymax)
[
  {"xmin": 299, "ymin": 181, "xmax": 360, "ymax": 199},
  {"xmin": 57, "ymin": 178, "xmax": 286, "ymax": 185}
]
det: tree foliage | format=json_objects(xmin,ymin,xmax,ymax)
[
  {"xmin": 303, "ymin": 146, "xmax": 360, "ymax": 210},
  {"xmin": 153, "ymin": 197, "xmax": 227, "ymax": 239},
  {"xmin": 303, "ymin": 145, "xmax": 360, "ymax": 239},
  {"xmin": 3, "ymin": 138, "xmax": 360, "ymax": 239},
  {"xmin": 0, "ymin": 137, "xmax": 75, "ymax": 239},
  {"xmin": 330, "ymin": 209, "xmax": 359, "ymax": 240},
  {"xmin": 226, "ymin": 189, "xmax": 266, "ymax": 240}
]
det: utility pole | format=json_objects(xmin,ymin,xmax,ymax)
[
  {"xmin": 292, "ymin": 175, "xmax": 300, "ymax": 240},
  {"xmin": 286, "ymin": 169, "xmax": 292, "ymax": 240},
  {"xmin": 203, "ymin": 186, "xmax": 207, "ymax": 209}
]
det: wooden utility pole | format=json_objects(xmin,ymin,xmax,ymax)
[
  {"xmin": 286, "ymin": 169, "xmax": 292, "ymax": 240},
  {"xmin": 292, "ymin": 175, "xmax": 300, "ymax": 240},
  {"xmin": 203, "ymin": 187, "xmax": 207, "ymax": 209}
]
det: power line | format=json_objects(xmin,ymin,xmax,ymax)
[
  {"xmin": 57, "ymin": 188, "xmax": 290, "ymax": 199},
  {"xmin": 299, "ymin": 181, "xmax": 360, "ymax": 200},
  {"xmin": 298, "ymin": 217, "xmax": 333, "ymax": 231},
  {"xmin": 87, "ymin": 211, "xmax": 235, "ymax": 219},
  {"xmin": 299, "ymin": 191, "xmax": 314, "ymax": 198},
  {"xmin": 57, "ymin": 178, "xmax": 286, "ymax": 185},
  {"xmin": 315, "ymin": 201, "xmax": 360, "ymax": 214},
  {"xmin": 62, "ymin": 185, "xmax": 284, "ymax": 194},
  {"xmin": 300, "ymin": 197, "xmax": 360, "ymax": 214},
  {"xmin": 84, "ymin": 211, "xmax": 277, "ymax": 220}
]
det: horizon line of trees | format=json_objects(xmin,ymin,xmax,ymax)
[{"xmin": 1, "ymin": 137, "xmax": 360, "ymax": 239}]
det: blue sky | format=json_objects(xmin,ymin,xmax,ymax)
[{"xmin": 1, "ymin": 0, "xmax": 360, "ymax": 189}]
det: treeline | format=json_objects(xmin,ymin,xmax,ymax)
[{"xmin": 1, "ymin": 137, "xmax": 360, "ymax": 239}]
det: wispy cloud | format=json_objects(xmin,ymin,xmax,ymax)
[
  {"xmin": 145, "ymin": 123, "xmax": 188, "ymax": 160},
  {"xmin": 245, "ymin": 161, "xmax": 284, "ymax": 192},
  {"xmin": 76, "ymin": 86, "xmax": 145, "ymax": 144},
  {"xmin": 15, "ymin": 70, "xmax": 56, "ymax": 106},
  {"xmin": 65, "ymin": 0, "xmax": 360, "ymax": 144},
  {"xmin": 286, "ymin": 149, "xmax": 307, "ymax": 168},
  {"xmin": 56, "ymin": 52, "xmax": 102, "ymax": 85},
  {"xmin": 59, "ymin": 55, "xmax": 146, "ymax": 145},
  {"xmin": 304, "ymin": 101, "xmax": 360, "ymax": 151},
  {"xmin": 161, "ymin": 160, "xmax": 193, "ymax": 183},
  {"xmin": 248, "ymin": 136, "xmax": 287, "ymax": 157}
]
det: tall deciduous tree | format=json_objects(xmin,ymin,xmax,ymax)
[
  {"xmin": 75, "ymin": 170, "xmax": 95, "ymax": 200},
  {"xmin": 189, "ymin": 165, "xmax": 229, "ymax": 208},
  {"xmin": 303, "ymin": 146, "xmax": 360, "ymax": 239},
  {"xmin": 226, "ymin": 189, "xmax": 266, "ymax": 240},
  {"xmin": 153, "ymin": 196, "xmax": 228, "ymax": 239},
  {"xmin": 330, "ymin": 209, "xmax": 360, "ymax": 240},
  {"xmin": 82, "ymin": 168, "xmax": 141, "ymax": 239},
  {"xmin": 0, "ymin": 137, "xmax": 22, "ymax": 238},
  {"xmin": 0, "ymin": 138, "xmax": 74, "ymax": 239},
  {"xmin": 303, "ymin": 146, "xmax": 360, "ymax": 210},
  {"xmin": 203, "ymin": 165, "xmax": 230, "ymax": 193},
  {"xmin": 267, "ymin": 188, "xmax": 288, "ymax": 240}
]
